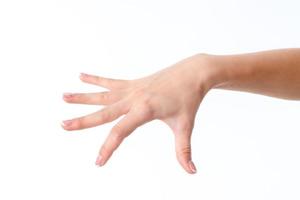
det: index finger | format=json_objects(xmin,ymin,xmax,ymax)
[{"xmin": 95, "ymin": 110, "xmax": 151, "ymax": 166}]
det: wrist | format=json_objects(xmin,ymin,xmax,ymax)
[
  {"xmin": 194, "ymin": 53, "xmax": 253, "ymax": 91},
  {"xmin": 190, "ymin": 54, "xmax": 228, "ymax": 92}
]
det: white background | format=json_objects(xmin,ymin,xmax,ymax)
[{"xmin": 0, "ymin": 0, "xmax": 300, "ymax": 199}]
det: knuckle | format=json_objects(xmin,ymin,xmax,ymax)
[
  {"xmin": 110, "ymin": 131, "xmax": 124, "ymax": 144},
  {"xmin": 177, "ymin": 146, "xmax": 192, "ymax": 158},
  {"xmin": 100, "ymin": 92, "xmax": 111, "ymax": 102},
  {"xmin": 69, "ymin": 93, "xmax": 87, "ymax": 102},
  {"xmin": 111, "ymin": 125, "xmax": 125, "ymax": 138},
  {"xmin": 99, "ymin": 110, "xmax": 110, "ymax": 122},
  {"xmin": 141, "ymin": 104, "xmax": 154, "ymax": 119},
  {"xmin": 137, "ymin": 99, "xmax": 155, "ymax": 119},
  {"xmin": 74, "ymin": 117, "xmax": 84, "ymax": 129},
  {"xmin": 74, "ymin": 94, "xmax": 84, "ymax": 101},
  {"xmin": 131, "ymin": 88, "xmax": 155, "ymax": 119}
]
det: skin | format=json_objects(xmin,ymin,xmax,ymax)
[{"xmin": 61, "ymin": 48, "xmax": 300, "ymax": 174}]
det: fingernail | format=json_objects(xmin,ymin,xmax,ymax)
[
  {"xmin": 188, "ymin": 160, "xmax": 197, "ymax": 174},
  {"xmin": 95, "ymin": 155, "xmax": 104, "ymax": 167},
  {"xmin": 63, "ymin": 93, "xmax": 73, "ymax": 98},
  {"xmin": 80, "ymin": 73, "xmax": 87, "ymax": 78},
  {"xmin": 61, "ymin": 120, "xmax": 72, "ymax": 127}
]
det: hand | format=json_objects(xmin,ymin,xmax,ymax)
[{"xmin": 62, "ymin": 54, "xmax": 214, "ymax": 174}]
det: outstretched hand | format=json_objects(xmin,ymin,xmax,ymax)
[
  {"xmin": 62, "ymin": 48, "xmax": 300, "ymax": 174},
  {"xmin": 62, "ymin": 55, "xmax": 213, "ymax": 174}
]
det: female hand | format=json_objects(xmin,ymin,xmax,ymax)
[
  {"xmin": 62, "ymin": 54, "xmax": 214, "ymax": 174},
  {"xmin": 62, "ymin": 48, "xmax": 300, "ymax": 174}
]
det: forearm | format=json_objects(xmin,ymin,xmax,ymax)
[
  {"xmin": 62, "ymin": 48, "xmax": 300, "ymax": 174},
  {"xmin": 204, "ymin": 49, "xmax": 300, "ymax": 100}
]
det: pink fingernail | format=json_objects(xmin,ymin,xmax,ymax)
[
  {"xmin": 61, "ymin": 120, "xmax": 72, "ymax": 127},
  {"xmin": 95, "ymin": 155, "xmax": 104, "ymax": 167},
  {"xmin": 80, "ymin": 73, "xmax": 88, "ymax": 78},
  {"xmin": 189, "ymin": 160, "xmax": 197, "ymax": 174},
  {"xmin": 63, "ymin": 93, "xmax": 73, "ymax": 98}
]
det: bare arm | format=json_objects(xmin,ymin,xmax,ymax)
[
  {"xmin": 62, "ymin": 48, "xmax": 300, "ymax": 174},
  {"xmin": 208, "ymin": 48, "xmax": 300, "ymax": 99}
]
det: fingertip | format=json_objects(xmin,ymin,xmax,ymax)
[
  {"xmin": 62, "ymin": 93, "xmax": 73, "ymax": 102},
  {"xmin": 61, "ymin": 120, "xmax": 74, "ymax": 131},
  {"xmin": 97, "ymin": 143, "xmax": 116, "ymax": 167},
  {"xmin": 177, "ymin": 157, "xmax": 197, "ymax": 174},
  {"xmin": 95, "ymin": 154, "xmax": 105, "ymax": 167},
  {"xmin": 79, "ymin": 73, "xmax": 89, "ymax": 81},
  {"xmin": 181, "ymin": 162, "xmax": 197, "ymax": 174},
  {"xmin": 188, "ymin": 160, "xmax": 197, "ymax": 174},
  {"xmin": 80, "ymin": 72, "xmax": 87, "ymax": 77},
  {"xmin": 61, "ymin": 122, "xmax": 69, "ymax": 130}
]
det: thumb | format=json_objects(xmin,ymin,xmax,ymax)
[{"xmin": 174, "ymin": 125, "xmax": 197, "ymax": 174}]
